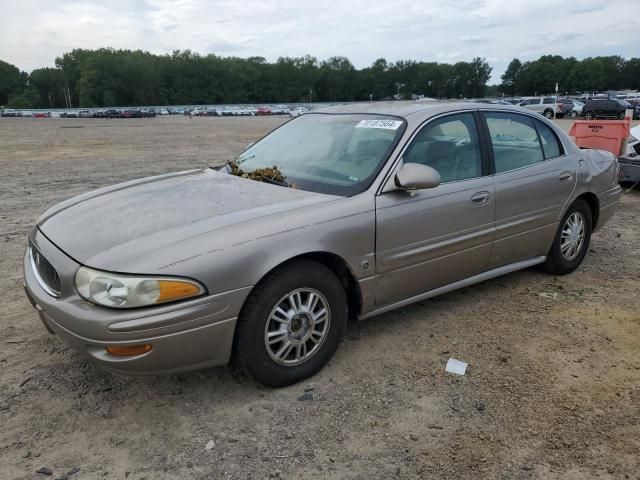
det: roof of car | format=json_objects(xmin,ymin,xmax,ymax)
[{"xmin": 313, "ymin": 101, "xmax": 516, "ymax": 118}]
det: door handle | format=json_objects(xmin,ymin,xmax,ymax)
[
  {"xmin": 471, "ymin": 191, "xmax": 491, "ymax": 205},
  {"xmin": 559, "ymin": 171, "xmax": 573, "ymax": 182}
]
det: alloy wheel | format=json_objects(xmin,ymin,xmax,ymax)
[
  {"xmin": 264, "ymin": 288, "xmax": 331, "ymax": 366},
  {"xmin": 560, "ymin": 212, "xmax": 586, "ymax": 261}
]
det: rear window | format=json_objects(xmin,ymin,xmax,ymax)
[{"xmin": 535, "ymin": 121, "xmax": 562, "ymax": 159}]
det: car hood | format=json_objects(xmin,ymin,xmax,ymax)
[{"xmin": 38, "ymin": 169, "xmax": 337, "ymax": 271}]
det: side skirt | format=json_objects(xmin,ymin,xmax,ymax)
[{"xmin": 358, "ymin": 256, "xmax": 546, "ymax": 320}]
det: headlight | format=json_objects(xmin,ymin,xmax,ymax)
[{"xmin": 75, "ymin": 267, "xmax": 206, "ymax": 308}]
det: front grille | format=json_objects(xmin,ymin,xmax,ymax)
[
  {"xmin": 29, "ymin": 244, "xmax": 62, "ymax": 297},
  {"xmin": 634, "ymin": 143, "xmax": 640, "ymax": 156}
]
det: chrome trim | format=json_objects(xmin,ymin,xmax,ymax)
[
  {"xmin": 359, "ymin": 256, "xmax": 546, "ymax": 320},
  {"xmin": 29, "ymin": 246, "xmax": 61, "ymax": 298}
]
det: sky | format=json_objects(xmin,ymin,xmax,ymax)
[{"xmin": 1, "ymin": 0, "xmax": 639, "ymax": 83}]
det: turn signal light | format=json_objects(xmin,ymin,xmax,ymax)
[{"xmin": 106, "ymin": 344, "xmax": 152, "ymax": 356}]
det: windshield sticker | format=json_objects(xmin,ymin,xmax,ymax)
[{"xmin": 355, "ymin": 119, "xmax": 403, "ymax": 130}]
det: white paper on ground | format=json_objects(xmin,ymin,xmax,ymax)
[{"xmin": 445, "ymin": 358, "xmax": 468, "ymax": 376}]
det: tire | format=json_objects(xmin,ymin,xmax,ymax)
[
  {"xmin": 618, "ymin": 112, "xmax": 625, "ymax": 120},
  {"xmin": 571, "ymin": 111, "xmax": 578, "ymax": 118},
  {"xmin": 233, "ymin": 260, "xmax": 348, "ymax": 387},
  {"xmin": 544, "ymin": 109, "xmax": 554, "ymax": 119},
  {"xmin": 541, "ymin": 199, "xmax": 592, "ymax": 275},
  {"xmin": 584, "ymin": 111, "xmax": 594, "ymax": 120}
]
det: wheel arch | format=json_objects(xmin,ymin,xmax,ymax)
[
  {"xmin": 243, "ymin": 251, "xmax": 363, "ymax": 320},
  {"xmin": 574, "ymin": 192, "xmax": 600, "ymax": 229}
]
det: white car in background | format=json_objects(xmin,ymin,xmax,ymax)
[
  {"xmin": 620, "ymin": 125, "xmax": 640, "ymax": 184},
  {"xmin": 569, "ymin": 100, "xmax": 584, "ymax": 117},
  {"xmin": 518, "ymin": 97, "xmax": 564, "ymax": 118},
  {"xmin": 289, "ymin": 106, "xmax": 310, "ymax": 117}
]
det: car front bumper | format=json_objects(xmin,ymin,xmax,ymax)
[
  {"xmin": 23, "ymin": 228, "xmax": 251, "ymax": 376},
  {"xmin": 618, "ymin": 156, "xmax": 640, "ymax": 184}
]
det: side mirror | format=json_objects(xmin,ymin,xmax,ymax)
[{"xmin": 394, "ymin": 163, "xmax": 441, "ymax": 190}]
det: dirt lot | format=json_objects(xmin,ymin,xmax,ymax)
[{"xmin": 1, "ymin": 115, "xmax": 639, "ymax": 480}]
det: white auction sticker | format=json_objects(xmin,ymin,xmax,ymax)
[{"xmin": 355, "ymin": 119, "xmax": 403, "ymax": 130}]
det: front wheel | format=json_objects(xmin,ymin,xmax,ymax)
[
  {"xmin": 618, "ymin": 112, "xmax": 625, "ymax": 120},
  {"xmin": 541, "ymin": 199, "xmax": 592, "ymax": 275},
  {"xmin": 571, "ymin": 111, "xmax": 578, "ymax": 118},
  {"xmin": 584, "ymin": 111, "xmax": 594, "ymax": 120},
  {"xmin": 233, "ymin": 260, "xmax": 348, "ymax": 387},
  {"xmin": 544, "ymin": 109, "xmax": 554, "ymax": 119}
]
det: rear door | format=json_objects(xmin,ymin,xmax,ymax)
[
  {"xmin": 375, "ymin": 112, "xmax": 495, "ymax": 306},
  {"xmin": 481, "ymin": 111, "xmax": 577, "ymax": 268}
]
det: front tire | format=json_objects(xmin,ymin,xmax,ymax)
[
  {"xmin": 584, "ymin": 111, "xmax": 594, "ymax": 120},
  {"xmin": 571, "ymin": 111, "xmax": 578, "ymax": 118},
  {"xmin": 541, "ymin": 199, "xmax": 592, "ymax": 275},
  {"xmin": 544, "ymin": 109, "xmax": 554, "ymax": 119},
  {"xmin": 233, "ymin": 260, "xmax": 348, "ymax": 387}
]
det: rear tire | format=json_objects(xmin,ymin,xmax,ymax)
[
  {"xmin": 233, "ymin": 260, "xmax": 348, "ymax": 387},
  {"xmin": 544, "ymin": 109, "xmax": 554, "ymax": 119},
  {"xmin": 618, "ymin": 112, "xmax": 625, "ymax": 120},
  {"xmin": 584, "ymin": 111, "xmax": 594, "ymax": 120},
  {"xmin": 571, "ymin": 111, "xmax": 578, "ymax": 118},
  {"xmin": 541, "ymin": 199, "xmax": 592, "ymax": 275}
]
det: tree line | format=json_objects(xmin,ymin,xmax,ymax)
[
  {"xmin": 1, "ymin": 49, "xmax": 639, "ymax": 109},
  {"xmin": 500, "ymin": 55, "xmax": 640, "ymax": 96},
  {"xmin": 1, "ymin": 49, "xmax": 491, "ymax": 108}
]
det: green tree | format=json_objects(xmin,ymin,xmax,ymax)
[
  {"xmin": 0, "ymin": 59, "xmax": 27, "ymax": 106},
  {"xmin": 501, "ymin": 58, "xmax": 522, "ymax": 95}
]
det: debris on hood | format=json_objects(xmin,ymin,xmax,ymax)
[{"xmin": 228, "ymin": 160, "xmax": 296, "ymax": 187}]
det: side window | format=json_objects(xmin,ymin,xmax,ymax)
[
  {"xmin": 535, "ymin": 121, "xmax": 562, "ymax": 159},
  {"xmin": 403, "ymin": 113, "xmax": 482, "ymax": 183},
  {"xmin": 543, "ymin": 97, "xmax": 554, "ymax": 104},
  {"xmin": 483, "ymin": 112, "xmax": 544, "ymax": 173}
]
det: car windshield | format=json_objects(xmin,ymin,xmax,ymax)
[{"xmin": 225, "ymin": 113, "xmax": 406, "ymax": 196}]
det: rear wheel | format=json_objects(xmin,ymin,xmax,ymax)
[
  {"xmin": 233, "ymin": 260, "xmax": 348, "ymax": 387},
  {"xmin": 618, "ymin": 112, "xmax": 625, "ymax": 120},
  {"xmin": 584, "ymin": 111, "xmax": 594, "ymax": 120},
  {"xmin": 541, "ymin": 199, "xmax": 592, "ymax": 275},
  {"xmin": 571, "ymin": 111, "xmax": 578, "ymax": 118},
  {"xmin": 544, "ymin": 109, "xmax": 554, "ymax": 119}
]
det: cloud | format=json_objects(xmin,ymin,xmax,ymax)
[
  {"xmin": 0, "ymin": 0, "xmax": 638, "ymax": 83},
  {"xmin": 459, "ymin": 35, "xmax": 488, "ymax": 43}
]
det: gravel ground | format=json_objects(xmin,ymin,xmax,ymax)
[{"xmin": 1, "ymin": 115, "xmax": 639, "ymax": 480}]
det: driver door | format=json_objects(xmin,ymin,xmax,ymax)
[{"xmin": 374, "ymin": 112, "xmax": 495, "ymax": 306}]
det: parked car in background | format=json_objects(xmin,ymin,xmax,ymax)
[
  {"xmin": 289, "ymin": 106, "xmax": 310, "ymax": 117},
  {"xmin": 34, "ymin": 112, "xmax": 50, "ymax": 118},
  {"xmin": 567, "ymin": 100, "xmax": 584, "ymax": 117},
  {"xmin": 103, "ymin": 109, "xmax": 119, "ymax": 118},
  {"xmin": 581, "ymin": 99, "xmax": 629, "ymax": 120},
  {"xmin": 24, "ymin": 102, "xmax": 621, "ymax": 386},
  {"xmin": 78, "ymin": 110, "xmax": 92, "ymax": 118},
  {"xmin": 624, "ymin": 99, "xmax": 640, "ymax": 119},
  {"xmin": 22, "ymin": 111, "xmax": 35, "ymax": 117},
  {"xmin": 1, "ymin": 109, "xmax": 19, "ymax": 117},
  {"xmin": 256, "ymin": 106, "xmax": 272, "ymax": 115},
  {"xmin": 518, "ymin": 97, "xmax": 564, "ymax": 118}
]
